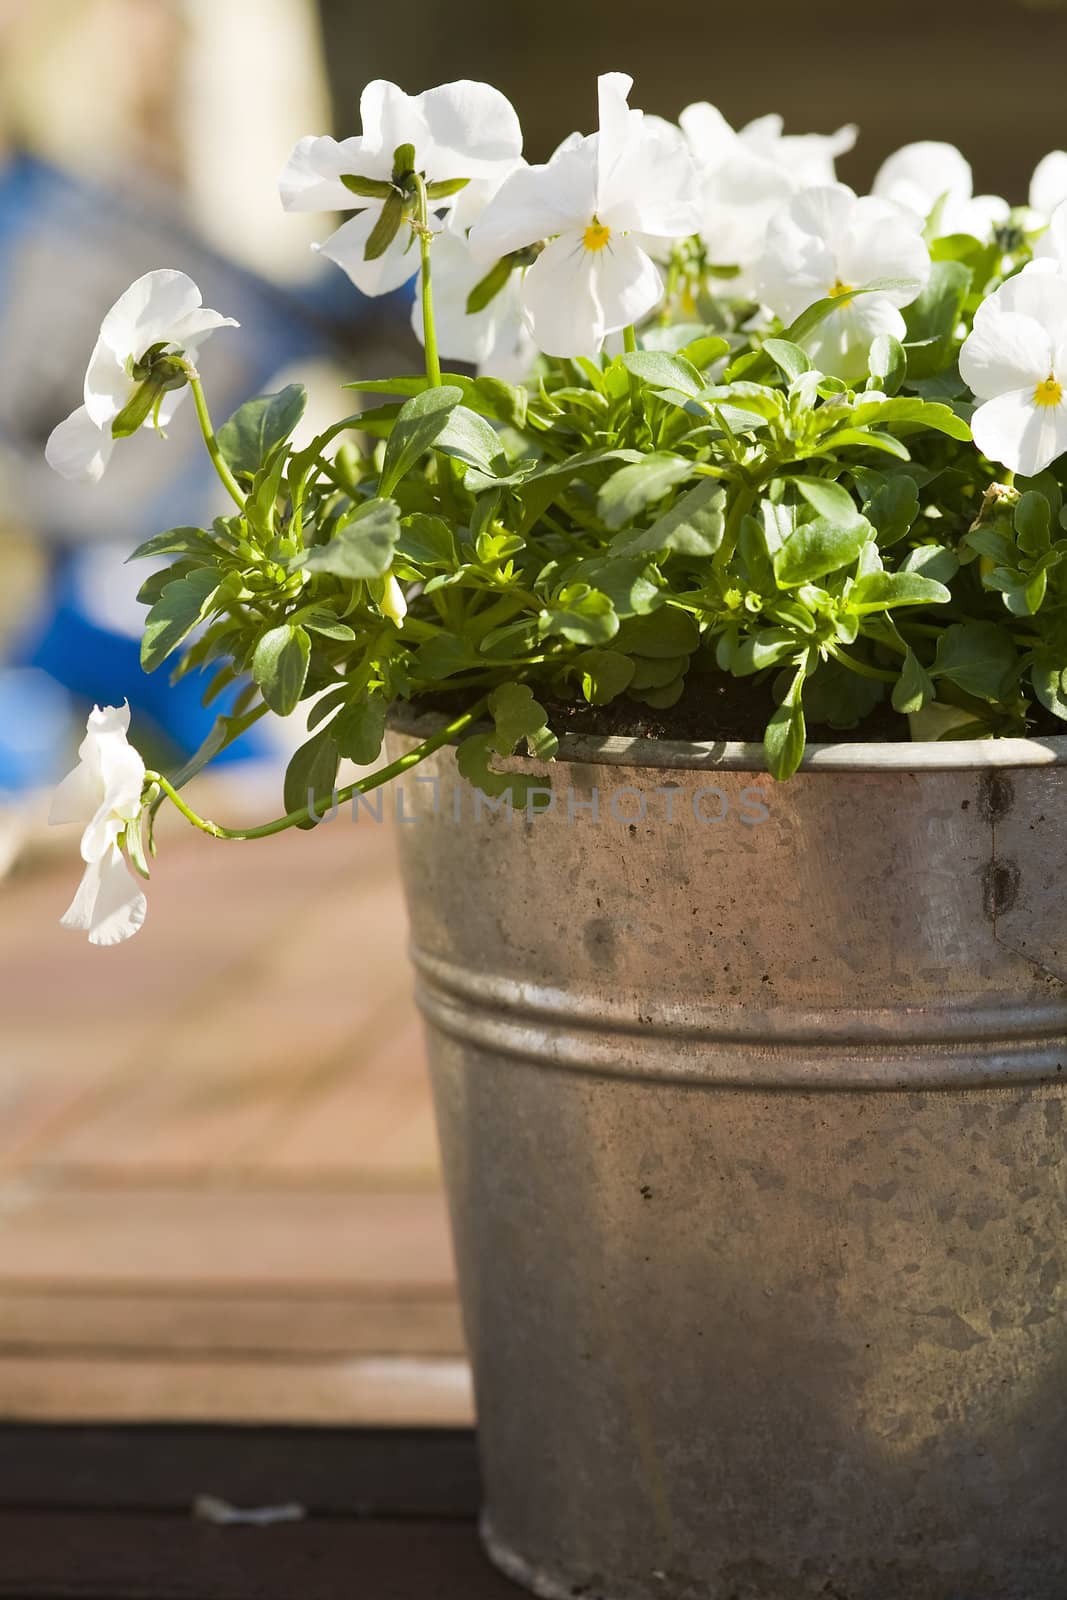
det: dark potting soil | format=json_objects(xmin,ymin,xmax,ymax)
[{"xmin": 417, "ymin": 670, "xmax": 1065, "ymax": 746}]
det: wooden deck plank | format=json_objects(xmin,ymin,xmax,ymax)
[
  {"xmin": 0, "ymin": 1189, "xmax": 454, "ymax": 1287},
  {"xmin": 0, "ymin": 1354, "xmax": 474, "ymax": 1425}
]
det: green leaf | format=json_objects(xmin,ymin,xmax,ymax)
[
  {"xmin": 616, "ymin": 608, "xmax": 700, "ymax": 658},
  {"xmin": 932, "ymin": 622, "xmax": 1019, "ymax": 700},
  {"xmin": 578, "ymin": 649, "xmax": 635, "ymax": 705},
  {"xmin": 425, "ymin": 176, "xmax": 470, "ymax": 200},
  {"xmin": 849, "ymin": 397, "xmax": 971, "ymax": 441},
  {"xmin": 364, "ymin": 189, "xmax": 407, "ymax": 260},
  {"xmin": 1031, "ymin": 654, "xmax": 1067, "ymax": 721},
  {"xmin": 862, "ymin": 476, "xmax": 919, "ymax": 544},
  {"xmin": 773, "ymin": 510, "xmax": 872, "ymax": 587},
  {"xmin": 301, "ymin": 610, "xmax": 355, "ymax": 641},
  {"xmin": 868, "ymin": 333, "xmax": 906, "ymax": 395},
  {"xmin": 791, "ymin": 476, "xmax": 867, "ymax": 527},
  {"xmin": 434, "ymin": 405, "xmax": 507, "ymax": 476},
  {"xmin": 572, "ymin": 557, "xmax": 662, "ymax": 617},
  {"xmin": 903, "ymin": 260, "xmax": 970, "ymax": 368},
  {"xmin": 396, "ymin": 513, "xmax": 457, "ymax": 567},
  {"xmin": 379, "ymin": 386, "xmax": 463, "ymax": 496},
  {"xmin": 331, "ymin": 694, "xmax": 387, "ymax": 764},
  {"xmin": 732, "ymin": 628, "xmax": 800, "ymax": 676},
  {"xmin": 597, "ymin": 453, "xmax": 694, "ymax": 531},
  {"xmin": 847, "ymin": 571, "xmax": 951, "ymax": 613},
  {"xmin": 901, "ymin": 544, "xmax": 959, "ymax": 583},
  {"xmin": 217, "ymin": 385, "xmax": 308, "ymax": 477},
  {"xmin": 488, "ymin": 683, "xmax": 558, "ymax": 759},
  {"xmin": 762, "ymin": 339, "xmax": 811, "ymax": 381},
  {"xmin": 245, "ymin": 448, "xmax": 288, "ymax": 539},
  {"xmin": 764, "ymin": 666, "xmax": 807, "ymax": 781},
  {"xmin": 127, "ymin": 526, "xmax": 221, "ymax": 563},
  {"xmin": 621, "ymin": 350, "xmax": 704, "ymax": 396},
  {"xmin": 541, "ymin": 588, "xmax": 619, "ymax": 645},
  {"xmin": 1015, "ymin": 490, "xmax": 1052, "ymax": 556},
  {"xmin": 300, "ymin": 498, "xmax": 401, "ymax": 579},
  {"xmin": 892, "ymin": 648, "xmax": 936, "ymax": 714},
  {"xmin": 284, "ymin": 730, "xmax": 340, "ymax": 829},
  {"xmin": 609, "ymin": 479, "xmax": 726, "ymax": 559},
  {"xmin": 466, "ymin": 255, "xmax": 516, "ymax": 314},
  {"xmin": 456, "ymin": 732, "xmax": 552, "ymax": 812},
  {"xmin": 340, "ymin": 173, "xmax": 395, "ymax": 198},
  {"xmin": 252, "ymin": 624, "xmax": 310, "ymax": 716},
  {"xmin": 140, "ymin": 568, "xmax": 219, "ymax": 673}
]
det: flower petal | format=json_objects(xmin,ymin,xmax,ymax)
[
  {"xmin": 592, "ymin": 235, "xmax": 664, "ymax": 334},
  {"xmin": 45, "ymin": 405, "xmax": 115, "ymax": 483},
  {"xmin": 83, "ymin": 334, "xmax": 131, "ymax": 426},
  {"xmin": 49, "ymin": 756, "xmax": 99, "ymax": 828},
  {"xmin": 838, "ymin": 197, "xmax": 930, "ymax": 307},
  {"xmin": 872, "ymin": 141, "xmax": 974, "ymax": 220},
  {"xmin": 960, "ymin": 306, "xmax": 1053, "ymax": 399},
  {"xmin": 598, "ymin": 125, "xmax": 700, "ymax": 239},
  {"xmin": 278, "ymin": 133, "xmax": 384, "ymax": 212},
  {"xmin": 99, "ymin": 270, "xmax": 202, "ymax": 359},
  {"xmin": 314, "ymin": 211, "xmax": 421, "ymax": 296},
  {"xmin": 419, "ymin": 80, "xmax": 523, "ymax": 180},
  {"xmin": 1031, "ymin": 150, "xmax": 1067, "ymax": 219},
  {"xmin": 994, "ymin": 266, "xmax": 1067, "ymax": 330},
  {"xmin": 971, "ymin": 388, "xmax": 1067, "ymax": 477},
  {"xmin": 1032, "ymin": 198, "xmax": 1067, "ymax": 271},
  {"xmin": 468, "ymin": 142, "xmax": 597, "ymax": 263},
  {"xmin": 804, "ymin": 297, "xmax": 906, "ymax": 383},
  {"xmin": 519, "ymin": 232, "xmax": 604, "ymax": 359},
  {"xmin": 60, "ymin": 847, "xmax": 147, "ymax": 946}
]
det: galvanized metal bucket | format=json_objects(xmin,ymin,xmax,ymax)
[{"xmin": 387, "ymin": 715, "xmax": 1067, "ymax": 1600}]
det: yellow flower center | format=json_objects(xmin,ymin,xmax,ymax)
[
  {"xmin": 828, "ymin": 277, "xmax": 855, "ymax": 302},
  {"xmin": 1033, "ymin": 374, "xmax": 1063, "ymax": 408},
  {"xmin": 583, "ymin": 220, "xmax": 612, "ymax": 253}
]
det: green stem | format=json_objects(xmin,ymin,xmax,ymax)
[
  {"xmin": 830, "ymin": 648, "xmax": 899, "ymax": 684},
  {"xmin": 623, "ymin": 324, "xmax": 638, "ymax": 354},
  {"xmin": 186, "ymin": 370, "xmax": 246, "ymax": 511},
  {"xmin": 715, "ymin": 484, "xmax": 756, "ymax": 573},
  {"xmin": 145, "ymin": 696, "xmax": 488, "ymax": 842},
  {"xmin": 413, "ymin": 175, "xmax": 442, "ymax": 388}
]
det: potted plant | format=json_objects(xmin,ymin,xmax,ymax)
[{"xmin": 46, "ymin": 72, "xmax": 1067, "ymax": 1599}]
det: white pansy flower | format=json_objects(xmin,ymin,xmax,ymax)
[
  {"xmin": 45, "ymin": 271, "xmax": 237, "ymax": 484},
  {"xmin": 755, "ymin": 184, "xmax": 930, "ymax": 381},
  {"xmin": 49, "ymin": 704, "xmax": 148, "ymax": 947},
  {"xmin": 279, "ymin": 79, "xmax": 522, "ymax": 296},
  {"xmin": 380, "ymin": 574, "xmax": 408, "ymax": 625},
  {"xmin": 678, "ymin": 103, "xmax": 854, "ymax": 285},
  {"xmin": 959, "ymin": 271, "xmax": 1067, "ymax": 478},
  {"xmin": 735, "ymin": 112, "xmax": 856, "ymax": 188},
  {"xmin": 1030, "ymin": 150, "xmax": 1067, "ymax": 223},
  {"xmin": 468, "ymin": 73, "xmax": 700, "ymax": 359},
  {"xmin": 1029, "ymin": 198, "xmax": 1067, "ymax": 274},
  {"xmin": 872, "ymin": 141, "xmax": 1008, "ymax": 240},
  {"xmin": 412, "ymin": 232, "xmax": 535, "ymax": 381}
]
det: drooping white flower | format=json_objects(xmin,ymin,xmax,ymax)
[
  {"xmin": 755, "ymin": 184, "xmax": 930, "ymax": 381},
  {"xmin": 279, "ymin": 79, "xmax": 522, "ymax": 296},
  {"xmin": 49, "ymin": 704, "xmax": 147, "ymax": 947},
  {"xmin": 1030, "ymin": 150, "xmax": 1067, "ymax": 223},
  {"xmin": 380, "ymin": 574, "xmax": 409, "ymax": 625},
  {"xmin": 872, "ymin": 141, "xmax": 1008, "ymax": 240},
  {"xmin": 468, "ymin": 73, "xmax": 700, "ymax": 359},
  {"xmin": 45, "ymin": 271, "xmax": 237, "ymax": 484},
  {"xmin": 959, "ymin": 270, "xmax": 1067, "ymax": 478},
  {"xmin": 677, "ymin": 103, "xmax": 855, "ymax": 283}
]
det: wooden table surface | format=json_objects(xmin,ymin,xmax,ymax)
[{"xmin": 0, "ymin": 1424, "xmax": 522, "ymax": 1599}]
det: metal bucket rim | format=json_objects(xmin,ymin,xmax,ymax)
[{"xmin": 388, "ymin": 706, "xmax": 1067, "ymax": 773}]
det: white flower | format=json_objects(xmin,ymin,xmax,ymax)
[
  {"xmin": 755, "ymin": 184, "xmax": 930, "ymax": 381},
  {"xmin": 468, "ymin": 73, "xmax": 700, "ymax": 359},
  {"xmin": 1030, "ymin": 150, "xmax": 1067, "ymax": 223},
  {"xmin": 872, "ymin": 141, "xmax": 1008, "ymax": 240},
  {"xmin": 412, "ymin": 234, "xmax": 535, "ymax": 380},
  {"xmin": 380, "ymin": 574, "xmax": 408, "ymax": 625},
  {"xmin": 1030, "ymin": 198, "xmax": 1067, "ymax": 273},
  {"xmin": 959, "ymin": 271, "xmax": 1067, "ymax": 478},
  {"xmin": 45, "ymin": 271, "xmax": 237, "ymax": 484},
  {"xmin": 49, "ymin": 704, "xmax": 147, "ymax": 947},
  {"xmin": 279, "ymin": 79, "xmax": 522, "ymax": 296},
  {"xmin": 677, "ymin": 103, "xmax": 854, "ymax": 283}
]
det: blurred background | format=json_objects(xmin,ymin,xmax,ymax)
[{"xmin": 1, "ymin": 0, "xmax": 1067, "ymax": 1424}]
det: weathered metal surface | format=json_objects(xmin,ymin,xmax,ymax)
[{"xmin": 387, "ymin": 719, "xmax": 1067, "ymax": 1600}]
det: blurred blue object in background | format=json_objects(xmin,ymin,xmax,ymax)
[{"xmin": 0, "ymin": 153, "xmax": 415, "ymax": 790}]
